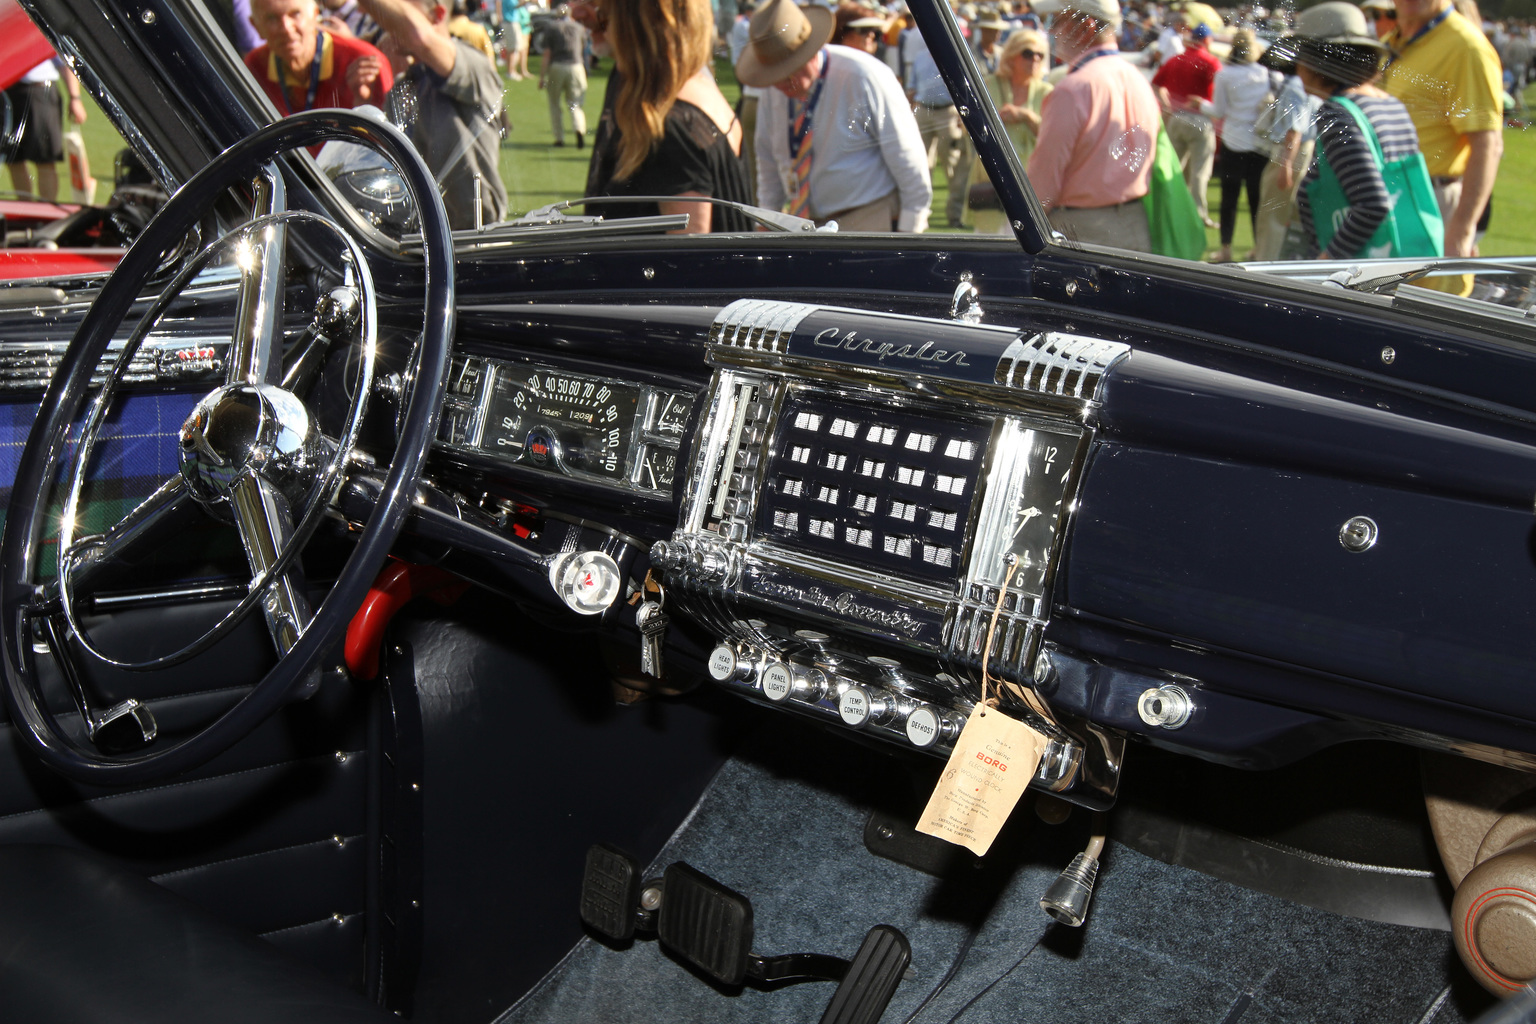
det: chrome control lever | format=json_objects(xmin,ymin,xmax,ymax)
[{"xmin": 35, "ymin": 615, "xmax": 157, "ymax": 753}]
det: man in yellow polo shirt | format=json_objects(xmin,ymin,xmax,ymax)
[{"xmin": 1381, "ymin": 0, "xmax": 1503, "ymax": 258}]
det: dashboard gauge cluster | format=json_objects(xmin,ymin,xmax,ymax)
[{"xmin": 436, "ymin": 355, "xmax": 692, "ymax": 495}]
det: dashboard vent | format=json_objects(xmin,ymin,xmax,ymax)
[
  {"xmin": 709, "ymin": 299, "xmax": 816, "ymax": 354},
  {"xmin": 994, "ymin": 332, "xmax": 1128, "ymax": 402},
  {"xmin": 0, "ymin": 336, "xmax": 229, "ymax": 392}
]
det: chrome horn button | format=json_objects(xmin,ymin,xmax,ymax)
[{"xmin": 179, "ymin": 383, "xmax": 328, "ymax": 509}]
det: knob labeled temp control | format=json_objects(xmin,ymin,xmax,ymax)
[{"xmin": 839, "ymin": 685, "xmax": 890, "ymax": 727}]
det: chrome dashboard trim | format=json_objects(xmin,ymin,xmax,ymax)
[
  {"xmin": 662, "ymin": 300, "xmax": 1132, "ymax": 807},
  {"xmin": 0, "ymin": 335, "xmax": 230, "ymax": 391}
]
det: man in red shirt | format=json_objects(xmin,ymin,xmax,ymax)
[
  {"xmin": 1151, "ymin": 21, "xmax": 1221, "ymax": 224},
  {"xmin": 245, "ymin": 0, "xmax": 393, "ymax": 125}
]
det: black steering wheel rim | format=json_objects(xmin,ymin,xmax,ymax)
[{"xmin": 0, "ymin": 109, "xmax": 454, "ymax": 785}]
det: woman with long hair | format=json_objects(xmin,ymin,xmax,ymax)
[
  {"xmin": 1207, "ymin": 28, "xmax": 1280, "ymax": 261},
  {"xmin": 583, "ymin": 0, "xmax": 750, "ymax": 232}
]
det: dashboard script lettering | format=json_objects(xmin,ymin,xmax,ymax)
[
  {"xmin": 754, "ymin": 577, "xmax": 926, "ymax": 637},
  {"xmin": 812, "ymin": 328, "xmax": 972, "ymax": 368}
]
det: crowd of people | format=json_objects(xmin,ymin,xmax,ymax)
[{"xmin": 205, "ymin": 0, "xmax": 1527, "ymax": 258}]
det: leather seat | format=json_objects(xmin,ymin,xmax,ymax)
[{"xmin": 0, "ymin": 844, "xmax": 391, "ymax": 1022}]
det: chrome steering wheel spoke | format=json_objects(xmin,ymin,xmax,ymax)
[
  {"xmin": 231, "ymin": 473, "xmax": 313, "ymax": 656},
  {"xmin": 58, "ymin": 475, "xmax": 199, "ymax": 599},
  {"xmin": 229, "ymin": 166, "xmax": 288, "ymax": 388}
]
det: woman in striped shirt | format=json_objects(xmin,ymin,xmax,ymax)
[{"xmin": 1291, "ymin": 2, "xmax": 1424, "ymax": 259}]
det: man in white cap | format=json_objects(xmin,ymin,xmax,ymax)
[
  {"xmin": 738, "ymin": 0, "xmax": 932, "ymax": 232},
  {"xmin": 1026, "ymin": 0, "xmax": 1161, "ymax": 250}
]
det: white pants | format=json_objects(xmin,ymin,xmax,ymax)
[{"xmin": 547, "ymin": 62, "xmax": 587, "ymax": 142}]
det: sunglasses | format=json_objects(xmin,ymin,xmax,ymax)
[{"xmin": 1018, "ymin": 49, "xmax": 1047, "ymax": 58}]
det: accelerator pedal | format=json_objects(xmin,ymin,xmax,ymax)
[{"xmin": 820, "ymin": 925, "xmax": 912, "ymax": 1024}]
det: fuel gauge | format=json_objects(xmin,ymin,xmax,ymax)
[{"xmin": 636, "ymin": 444, "xmax": 678, "ymax": 491}]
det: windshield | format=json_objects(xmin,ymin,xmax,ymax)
[{"xmin": 20, "ymin": 0, "xmax": 1536, "ymax": 319}]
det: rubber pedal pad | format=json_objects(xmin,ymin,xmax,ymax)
[
  {"xmin": 580, "ymin": 843, "xmax": 642, "ymax": 941},
  {"xmin": 820, "ymin": 925, "xmax": 912, "ymax": 1024},
  {"xmin": 656, "ymin": 861, "xmax": 755, "ymax": 986}
]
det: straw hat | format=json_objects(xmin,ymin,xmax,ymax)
[
  {"xmin": 736, "ymin": 0, "xmax": 836, "ymax": 87},
  {"xmin": 1295, "ymin": 1, "xmax": 1385, "ymax": 49},
  {"xmin": 1292, "ymin": 1, "xmax": 1387, "ymax": 85}
]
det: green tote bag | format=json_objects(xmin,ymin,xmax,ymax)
[
  {"xmin": 1306, "ymin": 95, "xmax": 1444, "ymax": 259},
  {"xmin": 1142, "ymin": 125, "xmax": 1207, "ymax": 261}
]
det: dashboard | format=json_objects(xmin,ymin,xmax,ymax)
[
  {"xmin": 433, "ymin": 299, "xmax": 1132, "ymax": 811},
  {"xmin": 422, "ymin": 292, "xmax": 1536, "ymax": 812}
]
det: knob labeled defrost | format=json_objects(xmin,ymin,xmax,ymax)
[{"xmin": 905, "ymin": 707, "xmax": 944, "ymax": 748}]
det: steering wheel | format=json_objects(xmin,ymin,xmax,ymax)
[{"xmin": 0, "ymin": 109, "xmax": 454, "ymax": 785}]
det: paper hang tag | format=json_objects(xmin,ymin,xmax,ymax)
[{"xmin": 915, "ymin": 705, "xmax": 1047, "ymax": 857}]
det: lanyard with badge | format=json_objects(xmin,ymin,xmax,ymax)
[
  {"xmin": 1068, "ymin": 47, "xmax": 1119, "ymax": 73},
  {"xmin": 275, "ymin": 31, "xmax": 325, "ymax": 114},
  {"xmin": 788, "ymin": 49, "xmax": 832, "ymax": 159}
]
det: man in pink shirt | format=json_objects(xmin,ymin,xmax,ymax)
[{"xmin": 1027, "ymin": 0, "xmax": 1160, "ymax": 251}]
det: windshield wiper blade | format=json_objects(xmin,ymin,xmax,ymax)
[
  {"xmin": 521, "ymin": 195, "xmax": 831, "ymax": 233},
  {"xmin": 1326, "ymin": 258, "xmax": 1536, "ymax": 294}
]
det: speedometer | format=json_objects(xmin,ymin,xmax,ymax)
[{"xmin": 481, "ymin": 368, "xmax": 641, "ymax": 480}]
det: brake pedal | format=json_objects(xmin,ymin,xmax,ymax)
[
  {"xmin": 657, "ymin": 861, "xmax": 755, "ymax": 985},
  {"xmin": 581, "ymin": 847, "xmax": 910, "ymax": 1016},
  {"xmin": 580, "ymin": 843, "xmax": 642, "ymax": 941},
  {"xmin": 820, "ymin": 925, "xmax": 912, "ymax": 1024}
]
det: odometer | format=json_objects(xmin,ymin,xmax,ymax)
[{"xmin": 481, "ymin": 368, "xmax": 641, "ymax": 480}]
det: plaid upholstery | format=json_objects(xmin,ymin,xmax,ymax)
[{"xmin": 0, "ymin": 391, "xmax": 203, "ymax": 577}]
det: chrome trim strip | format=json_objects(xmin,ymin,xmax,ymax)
[
  {"xmin": 0, "ymin": 335, "xmax": 230, "ymax": 391},
  {"xmin": 995, "ymin": 331, "xmax": 1129, "ymax": 402},
  {"xmin": 711, "ymin": 298, "xmax": 817, "ymax": 354}
]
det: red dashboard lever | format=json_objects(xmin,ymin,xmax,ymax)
[{"xmin": 344, "ymin": 559, "xmax": 469, "ymax": 680}]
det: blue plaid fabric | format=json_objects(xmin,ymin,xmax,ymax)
[{"xmin": 0, "ymin": 391, "xmax": 202, "ymax": 576}]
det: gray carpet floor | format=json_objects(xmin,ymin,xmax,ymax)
[{"xmin": 498, "ymin": 723, "xmax": 1486, "ymax": 1024}]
